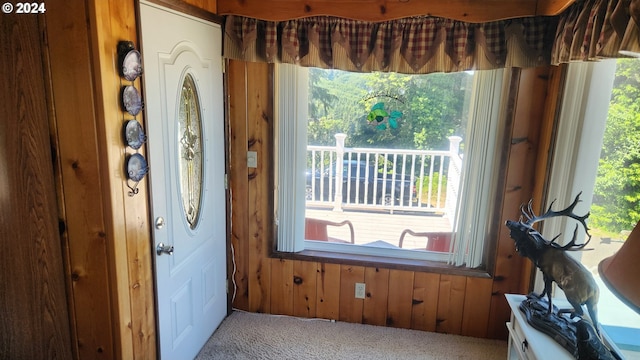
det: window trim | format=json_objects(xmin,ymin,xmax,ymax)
[{"xmin": 273, "ymin": 64, "xmax": 518, "ymax": 275}]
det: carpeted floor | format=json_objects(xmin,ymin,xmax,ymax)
[{"xmin": 196, "ymin": 310, "xmax": 508, "ymax": 359}]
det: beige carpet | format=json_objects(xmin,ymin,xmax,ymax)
[{"xmin": 196, "ymin": 310, "xmax": 508, "ymax": 359}]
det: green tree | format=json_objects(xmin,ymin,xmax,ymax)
[
  {"xmin": 591, "ymin": 58, "xmax": 640, "ymax": 233},
  {"xmin": 308, "ymin": 68, "xmax": 339, "ymax": 121},
  {"xmin": 306, "ymin": 68, "xmax": 471, "ymax": 151}
]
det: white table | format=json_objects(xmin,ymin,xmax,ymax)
[
  {"xmin": 505, "ymin": 294, "xmax": 629, "ymax": 360},
  {"xmin": 505, "ymin": 294, "xmax": 575, "ymax": 360}
]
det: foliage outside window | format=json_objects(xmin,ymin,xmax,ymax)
[
  {"xmin": 590, "ymin": 59, "xmax": 640, "ymax": 233},
  {"xmin": 544, "ymin": 58, "xmax": 640, "ymax": 357}
]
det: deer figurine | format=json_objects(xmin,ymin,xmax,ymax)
[{"xmin": 505, "ymin": 192, "xmax": 600, "ymax": 332}]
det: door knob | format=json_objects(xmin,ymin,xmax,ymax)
[
  {"xmin": 155, "ymin": 217, "xmax": 165, "ymax": 229},
  {"xmin": 156, "ymin": 242, "xmax": 174, "ymax": 256}
]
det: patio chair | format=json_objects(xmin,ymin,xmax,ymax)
[
  {"xmin": 305, "ymin": 218, "xmax": 355, "ymax": 244},
  {"xmin": 398, "ymin": 229, "xmax": 452, "ymax": 252}
]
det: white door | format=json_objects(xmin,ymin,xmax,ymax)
[{"xmin": 139, "ymin": 2, "xmax": 227, "ymax": 359}]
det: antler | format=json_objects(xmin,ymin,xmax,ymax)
[{"xmin": 520, "ymin": 192, "xmax": 592, "ymax": 250}]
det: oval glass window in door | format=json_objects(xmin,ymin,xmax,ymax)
[{"xmin": 177, "ymin": 73, "xmax": 203, "ymax": 229}]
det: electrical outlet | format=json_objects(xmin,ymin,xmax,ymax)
[
  {"xmin": 247, "ymin": 151, "xmax": 257, "ymax": 168},
  {"xmin": 355, "ymin": 282, "xmax": 366, "ymax": 299}
]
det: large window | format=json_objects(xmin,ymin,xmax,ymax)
[
  {"xmin": 540, "ymin": 58, "xmax": 640, "ymax": 358},
  {"xmin": 275, "ymin": 64, "xmax": 509, "ymax": 268}
]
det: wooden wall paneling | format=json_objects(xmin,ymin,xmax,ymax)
[
  {"xmin": 108, "ymin": 0, "xmax": 156, "ymax": 355},
  {"xmin": 293, "ymin": 260, "xmax": 318, "ymax": 318},
  {"xmin": 386, "ymin": 270, "xmax": 414, "ymax": 329},
  {"xmin": 411, "ymin": 272, "xmax": 440, "ymax": 332},
  {"xmin": 246, "ymin": 61, "xmax": 273, "ymax": 313},
  {"xmin": 217, "ymin": 0, "xmax": 571, "ymax": 23},
  {"xmin": 486, "ymin": 67, "xmax": 548, "ymax": 340},
  {"xmin": 182, "ymin": 0, "xmax": 217, "ymax": 13},
  {"xmin": 528, "ymin": 64, "xmax": 565, "ymax": 295},
  {"xmin": 45, "ymin": 1, "xmax": 118, "ymax": 358},
  {"xmin": 536, "ymin": 0, "xmax": 576, "ymax": 15},
  {"xmin": 184, "ymin": 0, "xmax": 204, "ymax": 8},
  {"xmin": 87, "ymin": 0, "xmax": 157, "ymax": 357},
  {"xmin": 485, "ymin": 69, "xmax": 523, "ymax": 340},
  {"xmin": 460, "ymin": 277, "xmax": 493, "ymax": 338},
  {"xmin": 316, "ymin": 262, "xmax": 341, "ymax": 320},
  {"xmin": 435, "ymin": 275, "xmax": 466, "ymax": 334},
  {"xmin": 270, "ymin": 258, "xmax": 295, "ymax": 315},
  {"xmin": 362, "ymin": 267, "xmax": 390, "ymax": 326},
  {"xmin": 227, "ymin": 60, "xmax": 251, "ymax": 310},
  {"xmin": 0, "ymin": 13, "xmax": 73, "ymax": 360},
  {"xmin": 487, "ymin": 186, "xmax": 527, "ymax": 339},
  {"xmin": 338, "ymin": 265, "xmax": 365, "ymax": 323}
]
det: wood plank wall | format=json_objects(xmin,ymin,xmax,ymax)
[
  {"xmin": 40, "ymin": 1, "xmax": 217, "ymax": 358},
  {"xmin": 44, "ymin": 1, "xmax": 157, "ymax": 358},
  {"xmin": 0, "ymin": 12, "xmax": 73, "ymax": 360},
  {"xmin": 216, "ymin": 0, "xmax": 577, "ymax": 22},
  {"xmin": 228, "ymin": 61, "xmax": 557, "ymax": 339}
]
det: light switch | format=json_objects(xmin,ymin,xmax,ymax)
[{"xmin": 247, "ymin": 151, "xmax": 257, "ymax": 168}]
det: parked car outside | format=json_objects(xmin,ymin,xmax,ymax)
[{"xmin": 306, "ymin": 160, "xmax": 415, "ymax": 206}]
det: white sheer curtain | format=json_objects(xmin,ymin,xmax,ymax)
[
  {"xmin": 448, "ymin": 69, "xmax": 508, "ymax": 267},
  {"xmin": 275, "ymin": 64, "xmax": 309, "ymax": 252}
]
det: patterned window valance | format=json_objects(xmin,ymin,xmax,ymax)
[
  {"xmin": 551, "ymin": 0, "xmax": 640, "ymax": 63},
  {"xmin": 224, "ymin": 15, "xmax": 556, "ymax": 73},
  {"xmin": 223, "ymin": 0, "xmax": 640, "ymax": 74}
]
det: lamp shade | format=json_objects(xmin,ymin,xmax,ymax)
[{"xmin": 598, "ymin": 221, "xmax": 640, "ymax": 314}]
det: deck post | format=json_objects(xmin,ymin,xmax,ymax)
[{"xmin": 333, "ymin": 133, "xmax": 347, "ymax": 212}]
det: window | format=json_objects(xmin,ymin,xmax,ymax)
[
  {"xmin": 275, "ymin": 64, "xmax": 509, "ymax": 268},
  {"xmin": 540, "ymin": 58, "xmax": 640, "ymax": 357}
]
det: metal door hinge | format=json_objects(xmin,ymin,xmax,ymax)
[{"xmin": 224, "ymin": 173, "xmax": 228, "ymax": 189}]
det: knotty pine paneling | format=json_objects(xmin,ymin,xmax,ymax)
[
  {"xmin": 217, "ymin": 0, "xmax": 576, "ymax": 23},
  {"xmin": 270, "ymin": 259, "xmax": 294, "ymax": 315},
  {"xmin": 293, "ymin": 260, "xmax": 319, "ymax": 318},
  {"xmin": 45, "ymin": 0, "xmax": 157, "ymax": 358},
  {"xmin": 46, "ymin": 1, "xmax": 118, "ymax": 358},
  {"xmin": 228, "ymin": 59, "xmax": 251, "ymax": 310},
  {"xmin": 227, "ymin": 60, "xmax": 553, "ymax": 339},
  {"xmin": 246, "ymin": 61, "xmax": 273, "ymax": 313},
  {"xmin": 87, "ymin": 0, "xmax": 156, "ymax": 357},
  {"xmin": 362, "ymin": 267, "xmax": 390, "ymax": 326},
  {"xmin": 0, "ymin": 13, "xmax": 73, "ymax": 360},
  {"xmin": 387, "ymin": 270, "xmax": 415, "ymax": 328},
  {"xmin": 486, "ymin": 67, "xmax": 551, "ymax": 339},
  {"xmin": 461, "ymin": 277, "xmax": 493, "ymax": 338},
  {"xmin": 411, "ymin": 272, "xmax": 440, "ymax": 332},
  {"xmin": 315, "ymin": 263, "xmax": 341, "ymax": 319},
  {"xmin": 435, "ymin": 275, "xmax": 466, "ymax": 334},
  {"xmin": 183, "ymin": 0, "xmax": 217, "ymax": 13},
  {"xmin": 338, "ymin": 265, "xmax": 365, "ymax": 323}
]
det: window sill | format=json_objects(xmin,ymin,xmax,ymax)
[{"xmin": 270, "ymin": 249, "xmax": 492, "ymax": 278}]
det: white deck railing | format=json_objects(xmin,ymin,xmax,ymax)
[{"xmin": 306, "ymin": 134, "xmax": 462, "ymax": 216}]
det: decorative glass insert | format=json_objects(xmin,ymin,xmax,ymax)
[{"xmin": 177, "ymin": 73, "xmax": 203, "ymax": 229}]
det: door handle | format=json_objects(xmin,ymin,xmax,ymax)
[{"xmin": 156, "ymin": 242, "xmax": 174, "ymax": 256}]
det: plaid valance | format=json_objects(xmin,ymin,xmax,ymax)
[
  {"xmin": 224, "ymin": 16, "xmax": 556, "ymax": 73},
  {"xmin": 551, "ymin": 0, "xmax": 640, "ymax": 63},
  {"xmin": 224, "ymin": 0, "xmax": 640, "ymax": 74}
]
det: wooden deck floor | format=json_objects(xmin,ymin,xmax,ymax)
[{"xmin": 305, "ymin": 207, "xmax": 452, "ymax": 249}]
